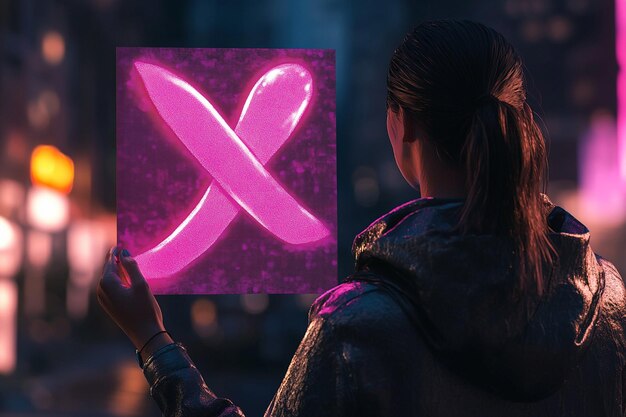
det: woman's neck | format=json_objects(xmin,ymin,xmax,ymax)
[
  {"xmin": 418, "ymin": 179, "xmax": 467, "ymax": 199},
  {"xmin": 417, "ymin": 150, "xmax": 467, "ymax": 199}
]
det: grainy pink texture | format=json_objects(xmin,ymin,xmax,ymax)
[{"xmin": 116, "ymin": 48, "xmax": 337, "ymax": 294}]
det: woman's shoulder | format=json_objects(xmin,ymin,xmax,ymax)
[
  {"xmin": 309, "ymin": 280, "xmax": 378, "ymax": 317},
  {"xmin": 595, "ymin": 256, "xmax": 626, "ymax": 332},
  {"xmin": 307, "ymin": 279, "xmax": 411, "ymax": 331}
]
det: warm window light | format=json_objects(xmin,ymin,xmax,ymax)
[
  {"xmin": 41, "ymin": 31, "xmax": 65, "ymax": 65},
  {"xmin": 191, "ymin": 299, "xmax": 217, "ymax": 327},
  {"xmin": 0, "ymin": 217, "xmax": 22, "ymax": 278},
  {"xmin": 0, "ymin": 217, "xmax": 20, "ymax": 374},
  {"xmin": 27, "ymin": 99, "xmax": 50, "ymax": 130},
  {"xmin": 67, "ymin": 221, "xmax": 107, "ymax": 320},
  {"xmin": 0, "ymin": 180, "xmax": 25, "ymax": 218},
  {"xmin": 27, "ymin": 91, "xmax": 61, "ymax": 131},
  {"xmin": 26, "ymin": 186, "xmax": 69, "ymax": 232},
  {"xmin": 0, "ymin": 280, "xmax": 17, "ymax": 374},
  {"xmin": 24, "ymin": 230, "xmax": 51, "ymax": 317},
  {"xmin": 39, "ymin": 90, "xmax": 60, "ymax": 116},
  {"xmin": 0, "ymin": 217, "xmax": 15, "ymax": 252},
  {"xmin": 27, "ymin": 230, "xmax": 52, "ymax": 269},
  {"xmin": 191, "ymin": 299, "xmax": 218, "ymax": 338},
  {"xmin": 30, "ymin": 145, "xmax": 74, "ymax": 194},
  {"xmin": 240, "ymin": 293, "xmax": 269, "ymax": 314},
  {"xmin": 68, "ymin": 221, "xmax": 105, "ymax": 275}
]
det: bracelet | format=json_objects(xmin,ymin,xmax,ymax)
[{"xmin": 136, "ymin": 330, "xmax": 171, "ymax": 369}]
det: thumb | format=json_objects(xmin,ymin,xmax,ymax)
[{"xmin": 120, "ymin": 250, "xmax": 148, "ymax": 288}]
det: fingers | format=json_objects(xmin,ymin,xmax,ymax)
[
  {"xmin": 95, "ymin": 282, "xmax": 104, "ymax": 306},
  {"xmin": 100, "ymin": 247, "xmax": 125, "ymax": 293},
  {"xmin": 102, "ymin": 249, "xmax": 118, "ymax": 276},
  {"xmin": 120, "ymin": 251, "xmax": 148, "ymax": 289},
  {"xmin": 101, "ymin": 247, "xmax": 114, "ymax": 274},
  {"xmin": 101, "ymin": 246, "xmax": 148, "ymax": 292}
]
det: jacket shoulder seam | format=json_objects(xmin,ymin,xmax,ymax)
[{"xmin": 310, "ymin": 282, "xmax": 383, "ymax": 320}]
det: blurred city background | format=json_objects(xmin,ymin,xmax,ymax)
[{"xmin": 0, "ymin": 0, "xmax": 625, "ymax": 415}]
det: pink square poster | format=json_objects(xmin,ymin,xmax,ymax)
[{"xmin": 116, "ymin": 48, "xmax": 337, "ymax": 294}]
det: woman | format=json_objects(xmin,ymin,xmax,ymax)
[{"xmin": 98, "ymin": 20, "xmax": 626, "ymax": 416}]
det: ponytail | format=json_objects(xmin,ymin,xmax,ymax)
[
  {"xmin": 387, "ymin": 20, "xmax": 557, "ymax": 296},
  {"xmin": 459, "ymin": 96, "xmax": 556, "ymax": 295}
]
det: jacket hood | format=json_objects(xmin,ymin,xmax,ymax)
[{"xmin": 350, "ymin": 194, "xmax": 605, "ymax": 401}]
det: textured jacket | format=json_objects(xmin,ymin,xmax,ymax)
[{"xmin": 142, "ymin": 195, "xmax": 626, "ymax": 416}]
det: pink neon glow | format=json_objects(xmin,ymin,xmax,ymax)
[
  {"xmin": 618, "ymin": 0, "xmax": 626, "ymax": 180},
  {"xmin": 579, "ymin": 111, "xmax": 625, "ymax": 224},
  {"xmin": 133, "ymin": 62, "xmax": 329, "ymax": 278}
]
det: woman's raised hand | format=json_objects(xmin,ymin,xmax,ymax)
[{"xmin": 97, "ymin": 247, "xmax": 171, "ymax": 357}]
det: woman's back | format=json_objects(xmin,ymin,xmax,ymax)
[{"xmin": 263, "ymin": 195, "xmax": 626, "ymax": 416}]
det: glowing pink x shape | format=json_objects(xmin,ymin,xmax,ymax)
[{"xmin": 132, "ymin": 61, "xmax": 330, "ymax": 279}]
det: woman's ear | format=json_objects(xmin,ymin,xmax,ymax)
[
  {"xmin": 388, "ymin": 106, "xmax": 414, "ymax": 143},
  {"xmin": 400, "ymin": 107, "xmax": 416, "ymax": 143},
  {"xmin": 387, "ymin": 107, "xmax": 403, "ymax": 144}
]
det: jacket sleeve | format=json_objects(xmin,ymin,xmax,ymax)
[
  {"xmin": 143, "ymin": 343, "xmax": 245, "ymax": 417},
  {"xmin": 143, "ymin": 312, "xmax": 357, "ymax": 417},
  {"xmin": 262, "ymin": 313, "xmax": 357, "ymax": 417}
]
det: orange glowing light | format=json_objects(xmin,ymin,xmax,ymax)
[
  {"xmin": 30, "ymin": 145, "xmax": 74, "ymax": 194},
  {"xmin": 41, "ymin": 31, "xmax": 65, "ymax": 65},
  {"xmin": 191, "ymin": 299, "xmax": 217, "ymax": 327}
]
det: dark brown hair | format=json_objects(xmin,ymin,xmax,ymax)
[{"xmin": 387, "ymin": 20, "xmax": 555, "ymax": 295}]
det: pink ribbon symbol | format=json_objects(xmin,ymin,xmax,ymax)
[{"xmin": 132, "ymin": 61, "xmax": 330, "ymax": 279}]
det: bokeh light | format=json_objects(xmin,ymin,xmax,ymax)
[
  {"xmin": 191, "ymin": 298, "xmax": 218, "ymax": 338},
  {"xmin": 0, "ymin": 216, "xmax": 16, "ymax": 251},
  {"xmin": 0, "ymin": 280, "xmax": 18, "ymax": 374},
  {"xmin": 617, "ymin": 0, "xmax": 626, "ymax": 180},
  {"xmin": 0, "ymin": 216, "xmax": 23, "ymax": 278},
  {"xmin": 41, "ymin": 30, "xmax": 65, "ymax": 65},
  {"xmin": 30, "ymin": 145, "xmax": 74, "ymax": 194},
  {"xmin": 240, "ymin": 293, "xmax": 269, "ymax": 314},
  {"xmin": 352, "ymin": 165, "xmax": 380, "ymax": 207},
  {"xmin": 26, "ymin": 186, "xmax": 69, "ymax": 232}
]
